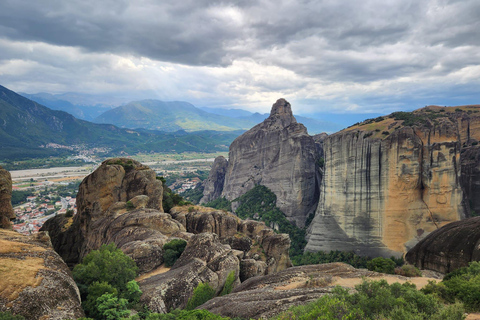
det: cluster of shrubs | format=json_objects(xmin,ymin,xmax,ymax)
[
  {"xmin": 156, "ymin": 176, "xmax": 191, "ymax": 212},
  {"xmin": 272, "ymin": 279, "xmax": 465, "ymax": 320},
  {"xmin": 72, "ymin": 243, "xmax": 142, "ymax": 319}
]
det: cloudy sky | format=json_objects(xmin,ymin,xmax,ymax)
[{"xmin": 0, "ymin": 0, "xmax": 479, "ymax": 115}]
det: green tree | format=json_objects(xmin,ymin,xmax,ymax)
[
  {"xmin": 185, "ymin": 282, "xmax": 216, "ymax": 311},
  {"xmin": 73, "ymin": 243, "xmax": 138, "ymax": 299},
  {"xmin": 82, "ymin": 281, "xmax": 118, "ymax": 319},
  {"xmin": 163, "ymin": 239, "xmax": 187, "ymax": 267},
  {"xmin": 96, "ymin": 293, "xmax": 130, "ymax": 320},
  {"xmin": 367, "ymin": 257, "xmax": 396, "ymax": 274}
]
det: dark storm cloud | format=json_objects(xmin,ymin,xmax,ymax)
[
  {"xmin": 1, "ymin": 0, "xmax": 480, "ymax": 113},
  {"xmin": 1, "ymin": 0, "xmax": 479, "ymax": 83}
]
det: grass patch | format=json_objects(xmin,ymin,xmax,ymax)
[{"xmin": 0, "ymin": 257, "xmax": 45, "ymax": 301}]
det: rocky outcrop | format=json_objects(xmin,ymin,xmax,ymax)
[
  {"xmin": 0, "ymin": 229, "xmax": 84, "ymax": 320},
  {"xmin": 405, "ymin": 216, "xmax": 480, "ymax": 273},
  {"xmin": 199, "ymin": 262, "xmax": 419, "ymax": 319},
  {"xmin": 41, "ymin": 158, "xmax": 172, "ymax": 270},
  {"xmin": 170, "ymin": 205, "xmax": 292, "ymax": 277},
  {"xmin": 307, "ymin": 106, "xmax": 480, "ymax": 257},
  {"xmin": 213, "ymin": 99, "xmax": 320, "ymax": 227},
  {"xmin": 200, "ymin": 156, "xmax": 228, "ymax": 204},
  {"xmin": 139, "ymin": 233, "xmax": 240, "ymax": 313},
  {"xmin": 0, "ymin": 166, "xmax": 14, "ymax": 229},
  {"xmin": 42, "ymin": 158, "xmax": 293, "ymax": 314}
]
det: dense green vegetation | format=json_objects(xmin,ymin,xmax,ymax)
[
  {"xmin": 0, "ymin": 312, "xmax": 25, "ymax": 320},
  {"xmin": 162, "ymin": 239, "xmax": 187, "ymax": 267},
  {"xmin": 422, "ymin": 261, "xmax": 480, "ymax": 311},
  {"xmin": 204, "ymin": 197, "xmax": 232, "ymax": 211},
  {"xmin": 232, "ymin": 185, "xmax": 306, "ymax": 256},
  {"xmin": 273, "ymin": 279, "xmax": 465, "ymax": 320},
  {"xmin": 11, "ymin": 190, "xmax": 31, "ymax": 206},
  {"xmin": 0, "ymin": 84, "xmax": 241, "ymax": 160},
  {"xmin": 185, "ymin": 282, "xmax": 217, "ymax": 311},
  {"xmin": 72, "ymin": 244, "xmax": 142, "ymax": 319},
  {"xmin": 1, "ymin": 157, "xmax": 94, "ymax": 171}
]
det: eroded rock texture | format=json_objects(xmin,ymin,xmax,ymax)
[
  {"xmin": 139, "ymin": 233, "xmax": 240, "ymax": 313},
  {"xmin": 406, "ymin": 216, "xmax": 480, "ymax": 273},
  {"xmin": 0, "ymin": 229, "xmax": 84, "ymax": 320},
  {"xmin": 200, "ymin": 156, "xmax": 228, "ymax": 204},
  {"xmin": 42, "ymin": 158, "xmax": 292, "ymax": 313},
  {"xmin": 170, "ymin": 205, "xmax": 292, "ymax": 276},
  {"xmin": 0, "ymin": 166, "xmax": 14, "ymax": 229},
  {"xmin": 307, "ymin": 106, "xmax": 480, "ymax": 257},
  {"xmin": 41, "ymin": 158, "xmax": 170, "ymax": 270},
  {"xmin": 218, "ymin": 99, "xmax": 320, "ymax": 227},
  {"xmin": 199, "ymin": 262, "xmax": 413, "ymax": 319}
]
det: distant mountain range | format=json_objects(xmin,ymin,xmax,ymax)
[
  {"xmin": 0, "ymin": 85, "xmax": 240, "ymax": 160},
  {"xmin": 24, "ymin": 93, "xmax": 343, "ymax": 134},
  {"xmin": 93, "ymin": 100, "xmax": 340, "ymax": 134},
  {"xmin": 21, "ymin": 92, "xmax": 116, "ymax": 121}
]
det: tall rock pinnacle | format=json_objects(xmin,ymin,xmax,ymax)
[
  {"xmin": 266, "ymin": 98, "xmax": 297, "ymax": 128},
  {"xmin": 206, "ymin": 99, "xmax": 320, "ymax": 227}
]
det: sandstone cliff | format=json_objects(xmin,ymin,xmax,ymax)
[
  {"xmin": 0, "ymin": 166, "xmax": 14, "ymax": 229},
  {"xmin": 307, "ymin": 105, "xmax": 480, "ymax": 257},
  {"xmin": 206, "ymin": 99, "xmax": 320, "ymax": 227},
  {"xmin": 405, "ymin": 216, "xmax": 480, "ymax": 273}
]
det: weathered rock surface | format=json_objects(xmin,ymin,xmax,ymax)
[
  {"xmin": 0, "ymin": 166, "xmax": 14, "ymax": 229},
  {"xmin": 139, "ymin": 233, "xmax": 240, "ymax": 313},
  {"xmin": 406, "ymin": 216, "xmax": 480, "ymax": 273},
  {"xmin": 170, "ymin": 205, "xmax": 292, "ymax": 277},
  {"xmin": 41, "ymin": 158, "xmax": 176, "ymax": 272},
  {"xmin": 307, "ymin": 106, "xmax": 480, "ymax": 257},
  {"xmin": 0, "ymin": 229, "xmax": 84, "ymax": 320},
  {"xmin": 215, "ymin": 99, "xmax": 320, "ymax": 227},
  {"xmin": 41, "ymin": 158, "xmax": 292, "ymax": 314},
  {"xmin": 200, "ymin": 156, "xmax": 228, "ymax": 204},
  {"xmin": 199, "ymin": 262, "xmax": 410, "ymax": 319}
]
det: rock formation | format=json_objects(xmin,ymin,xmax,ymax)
[
  {"xmin": 170, "ymin": 206, "xmax": 292, "ymax": 275},
  {"xmin": 0, "ymin": 166, "xmax": 15, "ymax": 229},
  {"xmin": 405, "ymin": 216, "xmax": 480, "ymax": 273},
  {"xmin": 199, "ymin": 262, "xmax": 428, "ymax": 319},
  {"xmin": 139, "ymin": 233, "xmax": 240, "ymax": 313},
  {"xmin": 204, "ymin": 99, "xmax": 320, "ymax": 227},
  {"xmin": 307, "ymin": 105, "xmax": 480, "ymax": 257},
  {"xmin": 199, "ymin": 156, "xmax": 228, "ymax": 204},
  {"xmin": 42, "ymin": 158, "xmax": 292, "ymax": 313},
  {"xmin": 0, "ymin": 224, "xmax": 84, "ymax": 319}
]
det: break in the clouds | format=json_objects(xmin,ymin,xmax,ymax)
[{"xmin": 0, "ymin": 0, "xmax": 479, "ymax": 114}]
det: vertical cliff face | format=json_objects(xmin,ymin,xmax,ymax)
[
  {"xmin": 200, "ymin": 156, "xmax": 228, "ymax": 204},
  {"xmin": 0, "ymin": 166, "xmax": 15, "ymax": 229},
  {"xmin": 220, "ymin": 99, "xmax": 320, "ymax": 227},
  {"xmin": 307, "ymin": 106, "xmax": 480, "ymax": 257}
]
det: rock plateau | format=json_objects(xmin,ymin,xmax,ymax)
[{"xmin": 307, "ymin": 105, "xmax": 480, "ymax": 257}]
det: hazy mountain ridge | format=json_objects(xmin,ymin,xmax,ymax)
[
  {"xmin": 96, "ymin": 99, "xmax": 341, "ymax": 134},
  {"xmin": 21, "ymin": 92, "xmax": 116, "ymax": 121},
  {"xmin": 0, "ymin": 85, "xmax": 241, "ymax": 159}
]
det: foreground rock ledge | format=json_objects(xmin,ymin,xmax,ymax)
[{"xmin": 0, "ymin": 229, "xmax": 84, "ymax": 320}]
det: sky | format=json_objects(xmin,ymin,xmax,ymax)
[{"xmin": 0, "ymin": 0, "xmax": 479, "ymax": 115}]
